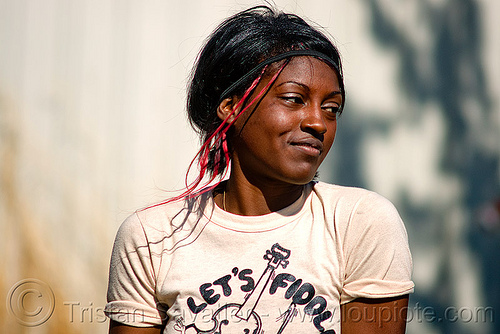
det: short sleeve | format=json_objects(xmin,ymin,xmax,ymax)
[
  {"xmin": 340, "ymin": 192, "xmax": 414, "ymax": 304},
  {"xmin": 104, "ymin": 213, "xmax": 165, "ymax": 326}
]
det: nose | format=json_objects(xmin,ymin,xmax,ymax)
[{"xmin": 300, "ymin": 104, "xmax": 327, "ymax": 137}]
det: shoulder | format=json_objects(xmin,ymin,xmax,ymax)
[
  {"xmin": 312, "ymin": 181, "xmax": 398, "ymax": 213},
  {"xmin": 111, "ymin": 199, "xmax": 184, "ymax": 250},
  {"xmin": 115, "ymin": 192, "xmax": 213, "ymax": 249},
  {"xmin": 315, "ymin": 183, "xmax": 415, "ymax": 302},
  {"xmin": 114, "ymin": 212, "xmax": 144, "ymax": 246},
  {"xmin": 135, "ymin": 198, "xmax": 187, "ymax": 225},
  {"xmin": 134, "ymin": 191, "xmax": 209, "ymax": 229},
  {"xmin": 312, "ymin": 181, "xmax": 406, "ymax": 235},
  {"xmin": 312, "ymin": 180, "xmax": 389, "ymax": 199},
  {"xmin": 109, "ymin": 199, "xmax": 193, "ymax": 271}
]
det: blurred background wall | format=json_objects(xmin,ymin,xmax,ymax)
[{"xmin": 0, "ymin": 0, "xmax": 499, "ymax": 333}]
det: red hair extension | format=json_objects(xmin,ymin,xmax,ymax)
[{"xmin": 144, "ymin": 60, "xmax": 289, "ymax": 210}]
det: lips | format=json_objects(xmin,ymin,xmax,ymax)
[{"xmin": 289, "ymin": 137, "xmax": 324, "ymax": 156}]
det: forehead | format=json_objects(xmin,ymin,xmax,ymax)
[{"xmin": 272, "ymin": 56, "xmax": 341, "ymax": 88}]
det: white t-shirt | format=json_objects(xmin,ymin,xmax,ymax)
[{"xmin": 105, "ymin": 182, "xmax": 414, "ymax": 334}]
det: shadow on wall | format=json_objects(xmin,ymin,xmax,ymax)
[{"xmin": 328, "ymin": 0, "xmax": 499, "ymax": 333}]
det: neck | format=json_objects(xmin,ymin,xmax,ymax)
[{"xmin": 218, "ymin": 170, "xmax": 306, "ymax": 216}]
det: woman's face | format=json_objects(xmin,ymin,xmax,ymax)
[{"xmin": 229, "ymin": 56, "xmax": 343, "ymax": 186}]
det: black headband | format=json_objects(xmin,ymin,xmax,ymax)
[{"xmin": 219, "ymin": 49, "xmax": 343, "ymax": 103}]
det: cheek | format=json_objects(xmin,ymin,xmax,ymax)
[
  {"xmin": 322, "ymin": 123, "xmax": 338, "ymax": 155},
  {"xmin": 242, "ymin": 107, "xmax": 294, "ymax": 139},
  {"xmin": 329, "ymin": 123, "xmax": 338, "ymax": 143}
]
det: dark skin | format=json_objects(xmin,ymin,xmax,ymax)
[
  {"xmin": 341, "ymin": 295, "xmax": 409, "ymax": 334},
  {"xmin": 216, "ymin": 57, "xmax": 340, "ymax": 216},
  {"xmin": 109, "ymin": 321, "xmax": 162, "ymax": 334},
  {"xmin": 109, "ymin": 57, "xmax": 409, "ymax": 333}
]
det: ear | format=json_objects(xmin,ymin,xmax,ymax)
[{"xmin": 217, "ymin": 97, "xmax": 239, "ymax": 123}]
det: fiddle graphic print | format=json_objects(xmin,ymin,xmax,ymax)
[
  {"xmin": 176, "ymin": 243, "xmax": 336, "ymax": 334},
  {"xmin": 181, "ymin": 243, "xmax": 290, "ymax": 334}
]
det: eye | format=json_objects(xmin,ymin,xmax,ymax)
[
  {"xmin": 322, "ymin": 104, "xmax": 341, "ymax": 115},
  {"xmin": 280, "ymin": 94, "xmax": 304, "ymax": 105}
]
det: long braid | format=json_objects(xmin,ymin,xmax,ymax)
[{"xmin": 144, "ymin": 61, "xmax": 288, "ymax": 209}]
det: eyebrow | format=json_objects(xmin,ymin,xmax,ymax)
[{"xmin": 276, "ymin": 80, "xmax": 342, "ymax": 98}]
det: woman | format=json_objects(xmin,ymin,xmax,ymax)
[{"xmin": 105, "ymin": 6, "xmax": 414, "ymax": 334}]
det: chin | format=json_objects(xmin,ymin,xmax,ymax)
[
  {"xmin": 288, "ymin": 164, "xmax": 321, "ymax": 184},
  {"xmin": 281, "ymin": 171, "xmax": 319, "ymax": 185}
]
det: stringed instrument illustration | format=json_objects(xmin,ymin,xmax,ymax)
[{"xmin": 182, "ymin": 243, "xmax": 291, "ymax": 334}]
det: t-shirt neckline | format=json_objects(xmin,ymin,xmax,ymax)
[{"xmin": 203, "ymin": 182, "xmax": 314, "ymax": 232}]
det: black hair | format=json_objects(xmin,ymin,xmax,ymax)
[{"xmin": 186, "ymin": 5, "xmax": 345, "ymax": 179}]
